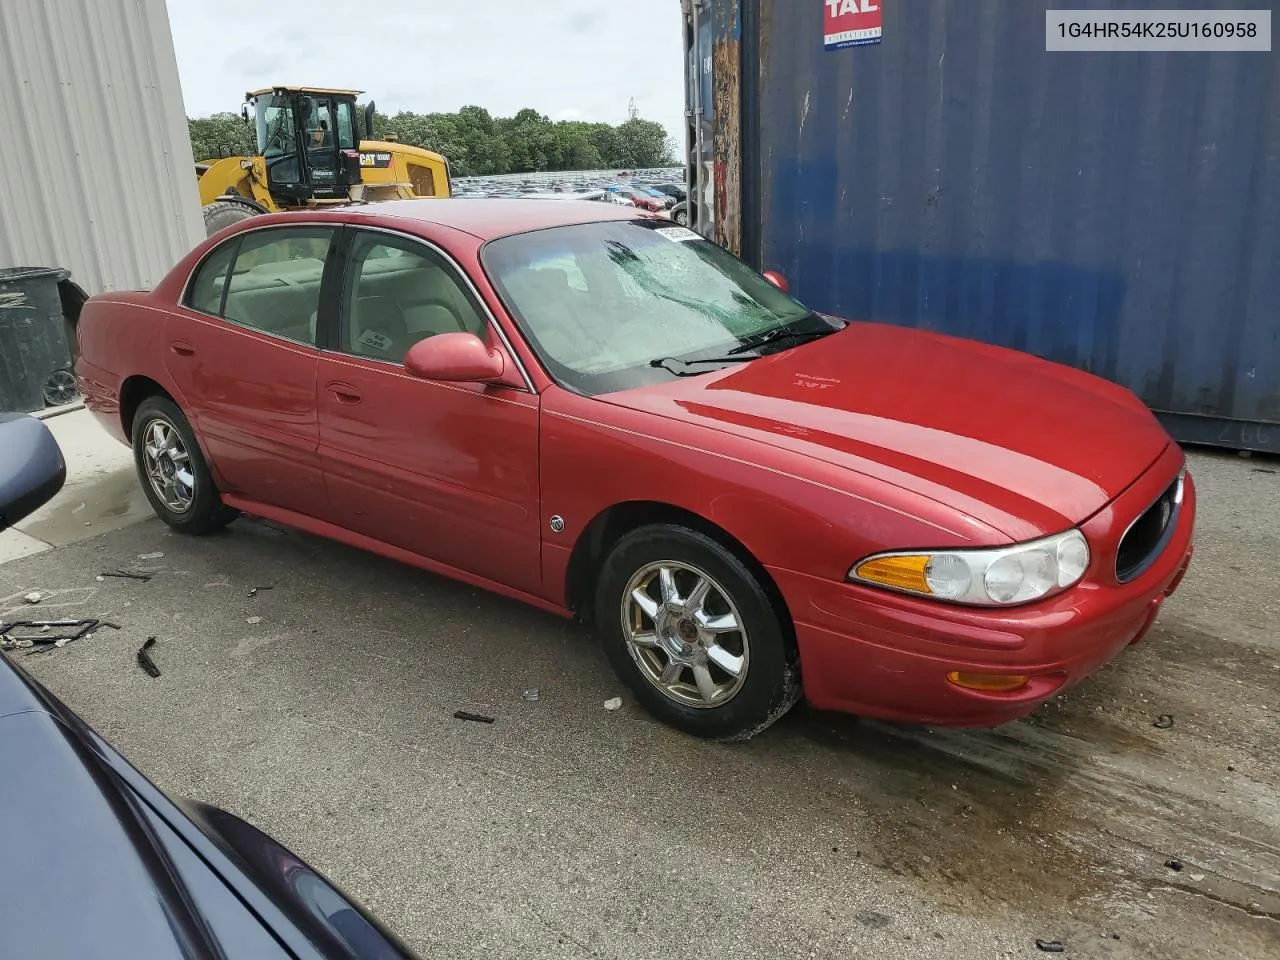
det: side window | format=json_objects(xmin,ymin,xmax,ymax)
[
  {"xmin": 185, "ymin": 241, "xmax": 237, "ymax": 315},
  {"xmin": 221, "ymin": 227, "xmax": 334, "ymax": 345},
  {"xmin": 341, "ymin": 232, "xmax": 488, "ymax": 363},
  {"xmin": 335, "ymin": 102, "xmax": 356, "ymax": 150}
]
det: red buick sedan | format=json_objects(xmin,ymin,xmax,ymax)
[{"xmin": 75, "ymin": 200, "xmax": 1195, "ymax": 740}]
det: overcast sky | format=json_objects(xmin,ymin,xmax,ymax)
[{"xmin": 165, "ymin": 0, "xmax": 687, "ymax": 143}]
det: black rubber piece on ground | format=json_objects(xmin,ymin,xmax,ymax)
[
  {"xmin": 594, "ymin": 523, "xmax": 800, "ymax": 741},
  {"xmin": 132, "ymin": 395, "xmax": 237, "ymax": 535}
]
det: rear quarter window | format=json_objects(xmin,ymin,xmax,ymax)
[{"xmin": 185, "ymin": 241, "xmax": 238, "ymax": 315}]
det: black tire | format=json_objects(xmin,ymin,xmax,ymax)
[
  {"xmin": 595, "ymin": 524, "xmax": 800, "ymax": 741},
  {"xmin": 132, "ymin": 396, "xmax": 237, "ymax": 534},
  {"xmin": 202, "ymin": 200, "xmax": 259, "ymax": 238},
  {"xmin": 672, "ymin": 203, "xmax": 689, "ymax": 226}
]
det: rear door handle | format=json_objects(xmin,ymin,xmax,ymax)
[
  {"xmin": 325, "ymin": 381, "xmax": 362, "ymax": 404},
  {"xmin": 170, "ymin": 341, "xmax": 195, "ymax": 357}
]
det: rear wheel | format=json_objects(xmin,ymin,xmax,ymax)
[
  {"xmin": 672, "ymin": 203, "xmax": 689, "ymax": 227},
  {"xmin": 202, "ymin": 200, "xmax": 259, "ymax": 238},
  {"xmin": 595, "ymin": 524, "xmax": 800, "ymax": 740},
  {"xmin": 132, "ymin": 396, "xmax": 237, "ymax": 534}
]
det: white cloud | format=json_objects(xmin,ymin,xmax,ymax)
[{"xmin": 164, "ymin": 0, "xmax": 686, "ymax": 143}]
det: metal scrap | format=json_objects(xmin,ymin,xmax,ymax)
[
  {"xmin": 0, "ymin": 618, "xmax": 104, "ymax": 648},
  {"xmin": 453, "ymin": 711, "xmax": 495, "ymax": 724},
  {"xmin": 100, "ymin": 570, "xmax": 152, "ymax": 582},
  {"xmin": 1035, "ymin": 940, "xmax": 1065, "ymax": 953}
]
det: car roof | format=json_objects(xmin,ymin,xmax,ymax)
[{"xmin": 343, "ymin": 198, "xmax": 646, "ymax": 241}]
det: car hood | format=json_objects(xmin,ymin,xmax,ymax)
[{"xmin": 601, "ymin": 322, "xmax": 1170, "ymax": 541}]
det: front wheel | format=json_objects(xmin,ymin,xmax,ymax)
[
  {"xmin": 595, "ymin": 524, "xmax": 800, "ymax": 740},
  {"xmin": 132, "ymin": 396, "xmax": 237, "ymax": 534}
]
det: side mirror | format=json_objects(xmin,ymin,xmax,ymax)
[
  {"xmin": 0, "ymin": 415, "xmax": 66, "ymax": 531},
  {"xmin": 762, "ymin": 270, "xmax": 789, "ymax": 293},
  {"xmin": 241, "ymin": 104, "xmax": 250, "ymax": 125},
  {"xmin": 364, "ymin": 100, "xmax": 377, "ymax": 142},
  {"xmin": 404, "ymin": 333, "xmax": 508, "ymax": 384}
]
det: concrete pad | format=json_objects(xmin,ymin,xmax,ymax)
[
  {"xmin": 0, "ymin": 528, "xmax": 52, "ymax": 562},
  {"xmin": 3, "ymin": 409, "xmax": 150, "ymax": 558}
]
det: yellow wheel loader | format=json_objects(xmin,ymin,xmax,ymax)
[{"xmin": 196, "ymin": 86, "xmax": 451, "ymax": 236}]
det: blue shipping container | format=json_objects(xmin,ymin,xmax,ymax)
[{"xmin": 684, "ymin": 0, "xmax": 1279, "ymax": 452}]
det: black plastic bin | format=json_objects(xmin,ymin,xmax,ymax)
[{"xmin": 0, "ymin": 267, "xmax": 78, "ymax": 414}]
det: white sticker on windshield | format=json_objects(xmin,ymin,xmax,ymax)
[{"xmin": 655, "ymin": 226, "xmax": 701, "ymax": 243}]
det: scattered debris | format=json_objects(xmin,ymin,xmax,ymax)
[
  {"xmin": 604, "ymin": 697, "xmax": 623, "ymax": 712},
  {"xmin": 1189, "ymin": 873, "xmax": 1205, "ymax": 882},
  {"xmin": 248, "ymin": 585, "xmax": 274, "ymax": 597},
  {"xmin": 100, "ymin": 570, "xmax": 152, "ymax": 582},
  {"xmin": 136, "ymin": 637, "xmax": 162, "ymax": 678},
  {"xmin": 137, "ymin": 552, "xmax": 165, "ymax": 560},
  {"xmin": 522, "ymin": 687, "xmax": 540, "ymax": 702},
  {"xmin": 1252, "ymin": 467, "xmax": 1276, "ymax": 475},
  {"xmin": 1153, "ymin": 714, "xmax": 1175, "ymax": 729},
  {"xmin": 1165, "ymin": 859, "xmax": 1184, "ymax": 872},
  {"xmin": 0, "ymin": 618, "xmax": 109, "ymax": 652},
  {"xmin": 1035, "ymin": 939, "xmax": 1066, "ymax": 953},
  {"xmin": 1227, "ymin": 764, "xmax": 1235, "ymax": 772},
  {"xmin": 246, "ymin": 616, "xmax": 263, "ymax": 625},
  {"xmin": 453, "ymin": 710, "xmax": 495, "ymax": 724},
  {"xmin": 23, "ymin": 591, "xmax": 43, "ymax": 604}
]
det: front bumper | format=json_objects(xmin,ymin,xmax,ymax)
[{"xmin": 771, "ymin": 445, "xmax": 1196, "ymax": 727}]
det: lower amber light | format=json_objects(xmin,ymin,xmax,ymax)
[{"xmin": 947, "ymin": 671, "xmax": 1030, "ymax": 693}]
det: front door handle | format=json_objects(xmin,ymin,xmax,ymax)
[
  {"xmin": 170, "ymin": 341, "xmax": 195, "ymax": 357},
  {"xmin": 326, "ymin": 381, "xmax": 362, "ymax": 404}
]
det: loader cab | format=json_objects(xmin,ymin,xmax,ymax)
[{"xmin": 247, "ymin": 86, "xmax": 364, "ymax": 205}]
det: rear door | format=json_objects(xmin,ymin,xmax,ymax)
[
  {"xmin": 314, "ymin": 228, "xmax": 542, "ymax": 595},
  {"xmin": 166, "ymin": 225, "xmax": 337, "ymax": 521}
]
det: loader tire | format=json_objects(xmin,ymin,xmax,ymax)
[{"xmin": 202, "ymin": 200, "xmax": 259, "ymax": 238}]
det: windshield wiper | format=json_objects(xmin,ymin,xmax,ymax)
[
  {"xmin": 649, "ymin": 355, "xmax": 759, "ymax": 377},
  {"xmin": 727, "ymin": 325, "xmax": 835, "ymax": 355}
]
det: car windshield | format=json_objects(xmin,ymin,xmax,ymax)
[{"xmin": 482, "ymin": 220, "xmax": 837, "ymax": 395}]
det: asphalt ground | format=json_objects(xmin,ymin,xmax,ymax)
[{"xmin": 3, "ymin": 448, "xmax": 1277, "ymax": 959}]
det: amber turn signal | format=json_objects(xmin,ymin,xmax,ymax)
[
  {"xmin": 946, "ymin": 671, "xmax": 1030, "ymax": 693},
  {"xmin": 853, "ymin": 555, "xmax": 932, "ymax": 594}
]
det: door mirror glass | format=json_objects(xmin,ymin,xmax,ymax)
[
  {"xmin": 0, "ymin": 415, "xmax": 66, "ymax": 531},
  {"xmin": 762, "ymin": 270, "xmax": 789, "ymax": 293},
  {"xmin": 404, "ymin": 333, "xmax": 505, "ymax": 383}
]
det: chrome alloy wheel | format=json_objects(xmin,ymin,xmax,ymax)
[
  {"xmin": 621, "ymin": 561, "xmax": 749, "ymax": 708},
  {"xmin": 141, "ymin": 418, "xmax": 195, "ymax": 513}
]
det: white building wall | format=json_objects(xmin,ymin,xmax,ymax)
[{"xmin": 0, "ymin": 0, "xmax": 203, "ymax": 294}]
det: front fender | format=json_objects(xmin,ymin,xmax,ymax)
[{"xmin": 538, "ymin": 387, "xmax": 984, "ymax": 607}]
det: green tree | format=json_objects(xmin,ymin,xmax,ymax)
[
  {"xmin": 614, "ymin": 118, "xmax": 676, "ymax": 169},
  {"xmin": 188, "ymin": 112, "xmax": 256, "ymax": 161},
  {"xmin": 188, "ymin": 104, "xmax": 675, "ymax": 176}
]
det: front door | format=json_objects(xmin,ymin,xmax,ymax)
[
  {"xmin": 166, "ymin": 225, "xmax": 336, "ymax": 521},
  {"xmin": 316, "ymin": 229, "xmax": 542, "ymax": 595}
]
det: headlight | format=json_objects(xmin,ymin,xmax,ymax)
[{"xmin": 849, "ymin": 529, "xmax": 1091, "ymax": 607}]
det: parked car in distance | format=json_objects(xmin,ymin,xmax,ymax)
[
  {"xmin": 74, "ymin": 200, "xmax": 1195, "ymax": 740},
  {"xmin": 0, "ymin": 414, "xmax": 419, "ymax": 960},
  {"xmin": 651, "ymin": 183, "xmax": 687, "ymax": 203},
  {"xmin": 606, "ymin": 185, "xmax": 667, "ymax": 212}
]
